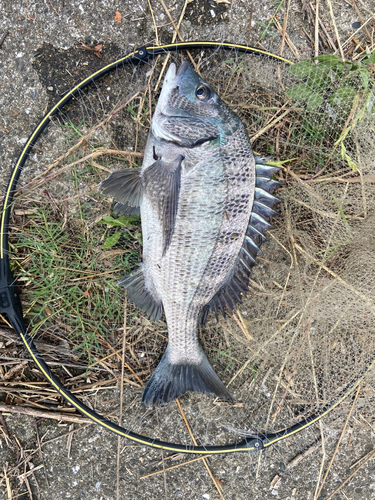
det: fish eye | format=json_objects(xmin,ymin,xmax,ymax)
[{"xmin": 196, "ymin": 85, "xmax": 211, "ymax": 101}]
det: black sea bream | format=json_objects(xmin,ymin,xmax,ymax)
[{"xmin": 100, "ymin": 62, "xmax": 280, "ymax": 406}]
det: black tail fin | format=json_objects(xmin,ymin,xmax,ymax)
[{"xmin": 142, "ymin": 349, "xmax": 233, "ymax": 406}]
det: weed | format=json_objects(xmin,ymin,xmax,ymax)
[
  {"xmin": 257, "ymin": 0, "xmax": 283, "ymax": 42},
  {"xmin": 12, "ymin": 206, "xmax": 141, "ymax": 362},
  {"xmin": 57, "ymin": 117, "xmax": 86, "ymax": 141},
  {"xmin": 286, "ymin": 53, "xmax": 375, "ymax": 169},
  {"xmin": 212, "ymin": 347, "xmax": 257, "ymax": 378}
]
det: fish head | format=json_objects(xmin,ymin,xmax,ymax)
[{"xmin": 152, "ymin": 62, "xmax": 240, "ymax": 147}]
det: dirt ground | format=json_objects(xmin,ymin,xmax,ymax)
[{"xmin": 1, "ymin": 0, "xmax": 375, "ymax": 499}]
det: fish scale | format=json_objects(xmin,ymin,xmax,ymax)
[
  {"xmin": 159, "ymin": 155, "xmax": 227, "ymax": 360},
  {"xmin": 100, "ymin": 61, "xmax": 280, "ymax": 406}
]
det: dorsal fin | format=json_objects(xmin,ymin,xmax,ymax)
[
  {"xmin": 254, "ymin": 155, "xmax": 280, "ymax": 178},
  {"xmin": 201, "ymin": 156, "xmax": 281, "ymax": 325},
  {"xmin": 256, "ymin": 177, "xmax": 282, "ymax": 193}
]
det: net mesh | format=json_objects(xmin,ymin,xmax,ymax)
[{"xmin": 4, "ymin": 46, "xmax": 375, "ymax": 453}]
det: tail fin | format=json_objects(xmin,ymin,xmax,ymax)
[{"xmin": 142, "ymin": 349, "xmax": 233, "ymax": 406}]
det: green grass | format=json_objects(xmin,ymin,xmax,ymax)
[
  {"xmin": 212, "ymin": 347, "xmax": 257, "ymax": 378},
  {"xmin": 57, "ymin": 117, "xmax": 86, "ymax": 141},
  {"xmin": 126, "ymin": 92, "xmax": 158, "ymax": 127},
  {"xmin": 257, "ymin": 0, "xmax": 283, "ymax": 42},
  {"xmin": 12, "ymin": 205, "xmax": 141, "ymax": 363},
  {"xmin": 219, "ymin": 51, "xmax": 362, "ymax": 176},
  {"xmin": 284, "ymin": 53, "xmax": 375, "ymax": 171}
]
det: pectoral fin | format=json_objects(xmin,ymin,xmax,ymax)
[
  {"xmin": 143, "ymin": 155, "xmax": 183, "ymax": 254},
  {"xmin": 99, "ymin": 168, "xmax": 142, "ymax": 208}
]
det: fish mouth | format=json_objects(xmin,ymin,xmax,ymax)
[
  {"xmin": 154, "ymin": 62, "xmax": 190, "ymax": 124},
  {"xmin": 175, "ymin": 61, "xmax": 189, "ymax": 80},
  {"xmin": 163, "ymin": 63, "xmax": 176, "ymax": 85},
  {"xmin": 163, "ymin": 62, "xmax": 189, "ymax": 91}
]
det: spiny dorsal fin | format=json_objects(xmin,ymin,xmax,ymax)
[
  {"xmin": 252, "ymin": 200, "xmax": 279, "ymax": 220},
  {"xmin": 255, "ymin": 187, "xmax": 280, "ymax": 207},
  {"xmin": 255, "ymin": 155, "xmax": 280, "ymax": 178},
  {"xmin": 250, "ymin": 212, "xmax": 274, "ymax": 233},
  {"xmin": 256, "ymin": 177, "xmax": 282, "ymax": 193},
  {"xmin": 201, "ymin": 158, "xmax": 281, "ymax": 325},
  {"xmin": 143, "ymin": 155, "xmax": 183, "ymax": 255}
]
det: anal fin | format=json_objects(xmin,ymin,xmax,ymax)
[{"xmin": 118, "ymin": 265, "xmax": 162, "ymax": 321}]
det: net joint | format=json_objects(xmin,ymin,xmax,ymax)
[
  {"xmin": 244, "ymin": 436, "xmax": 265, "ymax": 451},
  {"xmin": 134, "ymin": 46, "xmax": 149, "ymax": 61}
]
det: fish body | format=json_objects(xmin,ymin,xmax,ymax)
[{"xmin": 100, "ymin": 62, "xmax": 280, "ymax": 405}]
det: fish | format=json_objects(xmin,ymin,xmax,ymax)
[{"xmin": 100, "ymin": 61, "xmax": 281, "ymax": 406}]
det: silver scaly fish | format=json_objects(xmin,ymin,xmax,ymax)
[{"xmin": 100, "ymin": 62, "xmax": 280, "ymax": 406}]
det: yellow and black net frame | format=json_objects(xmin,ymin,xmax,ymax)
[{"xmin": 1, "ymin": 41, "xmax": 374, "ymax": 455}]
